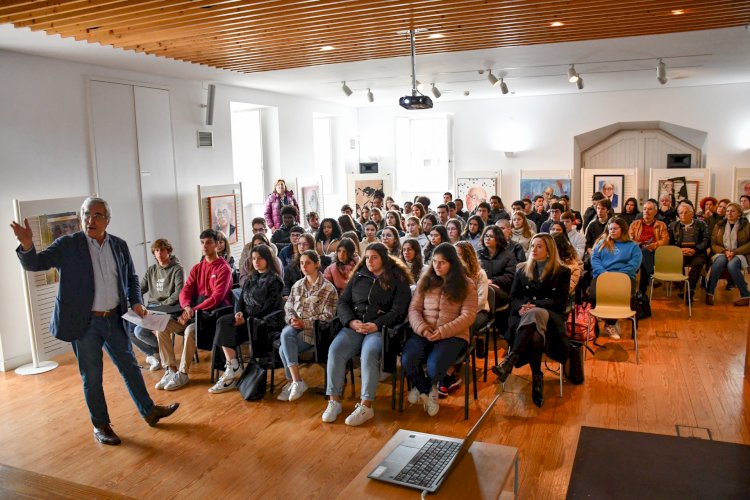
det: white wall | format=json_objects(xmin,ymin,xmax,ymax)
[
  {"xmin": 0, "ymin": 49, "xmax": 358, "ymax": 370},
  {"xmin": 358, "ymin": 84, "xmax": 750, "ymax": 207}
]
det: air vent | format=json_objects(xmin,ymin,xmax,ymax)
[{"xmin": 197, "ymin": 131, "xmax": 213, "ymax": 148}]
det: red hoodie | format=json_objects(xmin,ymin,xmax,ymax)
[{"xmin": 179, "ymin": 258, "xmax": 232, "ymax": 311}]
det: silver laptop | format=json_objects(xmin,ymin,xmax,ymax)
[{"xmin": 367, "ymin": 393, "xmax": 501, "ymax": 493}]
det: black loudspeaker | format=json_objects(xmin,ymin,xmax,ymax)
[
  {"xmin": 359, "ymin": 162, "xmax": 378, "ymax": 174},
  {"xmin": 666, "ymin": 153, "xmax": 691, "ymax": 168},
  {"xmin": 205, "ymin": 84, "xmax": 216, "ymax": 126}
]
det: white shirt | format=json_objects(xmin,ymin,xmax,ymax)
[{"xmin": 86, "ymin": 234, "xmax": 120, "ymax": 311}]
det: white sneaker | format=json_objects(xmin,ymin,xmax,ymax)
[
  {"xmin": 164, "ymin": 371, "xmax": 189, "ymax": 391},
  {"xmin": 288, "ymin": 380, "xmax": 309, "ymax": 401},
  {"xmin": 145, "ymin": 355, "xmax": 161, "ymax": 371},
  {"xmin": 605, "ymin": 324, "xmax": 621, "ymax": 340},
  {"xmin": 208, "ymin": 371, "xmax": 237, "ymax": 394},
  {"xmin": 421, "ymin": 386, "xmax": 440, "ymax": 417},
  {"xmin": 277, "ymin": 382, "xmax": 293, "ymax": 401},
  {"xmin": 345, "ymin": 403, "xmax": 374, "ymax": 426},
  {"xmin": 155, "ymin": 369, "xmax": 174, "ymax": 390},
  {"xmin": 407, "ymin": 387, "xmax": 421, "ymax": 404},
  {"xmin": 379, "ymin": 371, "xmax": 392, "ymax": 382},
  {"xmin": 223, "ymin": 360, "xmax": 242, "ymax": 380},
  {"xmin": 322, "ymin": 400, "xmax": 343, "ymax": 423}
]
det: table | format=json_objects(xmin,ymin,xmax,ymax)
[{"xmin": 336, "ymin": 429, "xmax": 519, "ymax": 499}]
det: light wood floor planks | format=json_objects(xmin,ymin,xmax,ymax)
[{"xmin": 0, "ymin": 287, "xmax": 748, "ymax": 499}]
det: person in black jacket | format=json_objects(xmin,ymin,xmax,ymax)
[
  {"xmin": 209, "ymin": 244, "xmax": 284, "ymax": 394},
  {"xmin": 476, "ymin": 225, "xmax": 517, "ymax": 308},
  {"xmin": 322, "ymin": 242, "xmax": 412, "ymax": 426},
  {"xmin": 283, "ymin": 233, "xmax": 330, "ymax": 297},
  {"xmin": 492, "ymin": 234, "xmax": 571, "ymax": 407},
  {"xmin": 668, "ymin": 203, "xmax": 710, "ymax": 297}
]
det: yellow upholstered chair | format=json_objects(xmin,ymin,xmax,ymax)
[
  {"xmin": 649, "ymin": 245, "xmax": 692, "ymax": 317},
  {"xmin": 587, "ymin": 272, "xmax": 639, "ymax": 364}
]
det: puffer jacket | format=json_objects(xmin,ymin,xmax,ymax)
[
  {"xmin": 408, "ymin": 278, "xmax": 478, "ymax": 343},
  {"xmin": 264, "ymin": 189, "xmax": 300, "ymax": 230},
  {"xmin": 323, "ymin": 255, "xmax": 360, "ymax": 293},
  {"xmin": 238, "ymin": 271, "xmax": 284, "ymax": 329},
  {"xmin": 477, "ymin": 246, "xmax": 517, "ymax": 292},
  {"xmin": 337, "ymin": 267, "xmax": 412, "ymax": 330}
]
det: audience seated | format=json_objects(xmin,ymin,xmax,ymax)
[
  {"xmin": 370, "ymin": 207, "xmax": 385, "ymax": 231},
  {"xmin": 705, "ymin": 202, "xmax": 750, "ymax": 306},
  {"xmin": 436, "ymin": 204, "xmax": 450, "ymax": 226},
  {"xmin": 628, "ymin": 200, "xmax": 669, "ymax": 294},
  {"xmin": 553, "ymin": 233, "xmax": 581, "ymax": 293},
  {"xmin": 380, "ymin": 226, "xmax": 402, "ymax": 257},
  {"xmin": 315, "ymin": 217, "xmax": 343, "ymax": 257},
  {"xmin": 496, "ymin": 219, "xmax": 526, "ymax": 263},
  {"xmin": 477, "ymin": 225, "xmax": 517, "ymax": 307},
  {"xmin": 539, "ymin": 203, "xmax": 564, "ymax": 233},
  {"xmin": 475, "ymin": 202, "xmax": 492, "ymax": 226},
  {"xmin": 402, "ymin": 216, "xmax": 428, "ymax": 249},
  {"xmin": 270, "ymin": 205, "xmax": 299, "ymax": 248},
  {"xmin": 620, "ymin": 197, "xmax": 640, "ymax": 225},
  {"xmin": 384, "ymin": 210, "xmax": 405, "ymax": 236},
  {"xmin": 278, "ymin": 225, "xmax": 305, "ymax": 269},
  {"xmin": 657, "ymin": 194, "xmax": 678, "ymax": 227},
  {"xmin": 401, "ymin": 238, "xmax": 427, "ymax": 284},
  {"xmin": 668, "ymin": 203, "xmax": 709, "ymax": 299},
  {"xmin": 445, "ymin": 218, "xmax": 463, "ymax": 244},
  {"xmin": 341, "ymin": 230, "xmax": 361, "ymax": 255},
  {"xmin": 284, "ymin": 233, "xmax": 330, "ymax": 297},
  {"xmin": 423, "ymin": 224, "xmax": 448, "ymax": 263},
  {"xmin": 561, "ymin": 211, "xmax": 585, "ymax": 260},
  {"xmin": 740, "ymin": 195, "xmax": 750, "ymax": 221},
  {"xmin": 250, "ymin": 217, "xmax": 268, "ymax": 236},
  {"xmin": 411, "ymin": 202, "xmax": 427, "ymax": 220},
  {"xmin": 239, "ymin": 233, "xmax": 283, "ymax": 287},
  {"xmin": 340, "ymin": 205, "xmax": 362, "ymax": 236},
  {"xmin": 305, "ymin": 210, "xmax": 320, "ymax": 234},
  {"xmin": 462, "ymin": 215, "xmax": 485, "ymax": 251},
  {"xmin": 558, "ymin": 195, "xmax": 583, "ymax": 230},
  {"xmin": 582, "ymin": 192, "xmax": 605, "ymax": 231},
  {"xmin": 421, "ymin": 213, "xmax": 438, "ymax": 236},
  {"xmin": 337, "ymin": 214, "xmax": 358, "ymax": 236},
  {"xmin": 455, "ymin": 198, "xmax": 469, "ymax": 221},
  {"xmin": 585, "ymin": 198, "xmax": 612, "ymax": 254},
  {"xmin": 323, "ymin": 238, "xmax": 360, "ymax": 293},
  {"xmin": 510, "ymin": 211, "xmax": 534, "ymax": 253},
  {"xmin": 322, "ymin": 243, "xmax": 412, "ymax": 426},
  {"xmin": 360, "ymin": 220, "xmax": 380, "ymax": 255},
  {"xmin": 489, "ymin": 195, "xmax": 510, "ymax": 223},
  {"xmin": 215, "ymin": 231, "xmax": 235, "ymax": 271},
  {"xmin": 264, "ymin": 179, "xmax": 300, "ymax": 230}
]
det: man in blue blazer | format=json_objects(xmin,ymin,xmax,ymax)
[{"xmin": 11, "ymin": 197, "xmax": 179, "ymax": 445}]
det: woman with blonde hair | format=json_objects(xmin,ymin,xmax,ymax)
[
  {"xmin": 510, "ymin": 211, "xmax": 534, "ymax": 253},
  {"xmin": 493, "ymin": 233, "xmax": 571, "ymax": 407},
  {"xmin": 215, "ymin": 230, "xmax": 235, "ymax": 271}
]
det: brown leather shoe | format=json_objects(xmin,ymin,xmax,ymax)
[
  {"xmin": 144, "ymin": 403, "xmax": 180, "ymax": 427},
  {"xmin": 705, "ymin": 293, "xmax": 714, "ymax": 306},
  {"xmin": 733, "ymin": 297, "xmax": 750, "ymax": 307},
  {"xmin": 93, "ymin": 424, "xmax": 121, "ymax": 445}
]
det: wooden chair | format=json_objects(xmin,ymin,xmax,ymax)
[
  {"xmin": 650, "ymin": 245, "xmax": 692, "ymax": 317},
  {"xmin": 588, "ymin": 271, "xmax": 639, "ymax": 364}
]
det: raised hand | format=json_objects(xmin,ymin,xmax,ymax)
[{"xmin": 10, "ymin": 218, "xmax": 33, "ymax": 250}]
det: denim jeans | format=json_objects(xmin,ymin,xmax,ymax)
[
  {"xmin": 278, "ymin": 325, "xmax": 314, "ymax": 381},
  {"xmin": 401, "ymin": 334, "xmax": 467, "ymax": 395},
  {"xmin": 326, "ymin": 327, "xmax": 382, "ymax": 401},
  {"xmin": 71, "ymin": 315, "xmax": 154, "ymax": 427},
  {"xmin": 707, "ymin": 254, "xmax": 750, "ymax": 297},
  {"xmin": 131, "ymin": 326, "xmax": 159, "ymax": 357}
]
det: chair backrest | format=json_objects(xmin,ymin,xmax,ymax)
[
  {"xmin": 654, "ymin": 245, "xmax": 685, "ymax": 275},
  {"xmin": 595, "ymin": 272, "xmax": 632, "ymax": 309},
  {"xmin": 486, "ymin": 284, "xmax": 496, "ymax": 312}
]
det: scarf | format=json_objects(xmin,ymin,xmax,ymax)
[{"xmin": 720, "ymin": 221, "xmax": 747, "ymax": 269}]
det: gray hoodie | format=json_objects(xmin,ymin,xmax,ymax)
[{"xmin": 140, "ymin": 255, "xmax": 185, "ymax": 306}]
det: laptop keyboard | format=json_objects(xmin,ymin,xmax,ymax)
[{"xmin": 393, "ymin": 439, "xmax": 461, "ymax": 487}]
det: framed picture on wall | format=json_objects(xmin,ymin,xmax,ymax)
[
  {"xmin": 296, "ymin": 176, "xmax": 324, "ymax": 220},
  {"xmin": 208, "ymin": 194, "xmax": 238, "ymax": 244},
  {"xmin": 519, "ymin": 178, "xmax": 571, "ymax": 201},
  {"xmin": 347, "ymin": 173, "xmax": 392, "ymax": 212},
  {"xmin": 455, "ymin": 171, "xmax": 500, "ymax": 213},
  {"xmin": 593, "ymin": 174, "xmax": 624, "ymax": 212},
  {"xmin": 656, "ymin": 176, "xmax": 698, "ymax": 207},
  {"xmin": 737, "ymin": 178, "xmax": 750, "ymax": 200}
]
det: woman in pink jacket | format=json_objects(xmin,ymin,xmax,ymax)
[
  {"xmin": 264, "ymin": 179, "xmax": 300, "ymax": 230},
  {"xmin": 403, "ymin": 242, "xmax": 478, "ymax": 416},
  {"xmin": 323, "ymin": 238, "xmax": 359, "ymax": 293}
]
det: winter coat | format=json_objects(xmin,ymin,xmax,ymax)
[
  {"xmin": 668, "ymin": 219, "xmax": 710, "ymax": 254},
  {"xmin": 408, "ymin": 278, "xmax": 478, "ymax": 344},
  {"xmin": 337, "ymin": 267, "xmax": 411, "ymax": 330},
  {"xmin": 477, "ymin": 246, "xmax": 517, "ymax": 292},
  {"xmin": 264, "ymin": 190, "xmax": 300, "ymax": 230},
  {"xmin": 324, "ymin": 255, "xmax": 360, "ymax": 293},
  {"xmin": 238, "ymin": 271, "xmax": 284, "ymax": 329},
  {"xmin": 711, "ymin": 217, "xmax": 750, "ymax": 255}
]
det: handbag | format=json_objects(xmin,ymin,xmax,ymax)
[
  {"xmin": 564, "ymin": 341, "xmax": 585, "ymax": 385},
  {"xmin": 566, "ymin": 302, "xmax": 596, "ymax": 342},
  {"xmin": 237, "ymin": 360, "xmax": 267, "ymax": 401},
  {"xmin": 633, "ymin": 291, "xmax": 652, "ymax": 320}
]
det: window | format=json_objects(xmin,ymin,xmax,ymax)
[
  {"xmin": 230, "ymin": 102, "xmax": 264, "ymax": 204},
  {"xmin": 395, "ymin": 114, "xmax": 452, "ymax": 192}
]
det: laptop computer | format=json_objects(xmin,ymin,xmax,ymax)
[{"xmin": 367, "ymin": 393, "xmax": 501, "ymax": 493}]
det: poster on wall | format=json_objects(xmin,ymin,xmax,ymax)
[
  {"xmin": 656, "ymin": 176, "xmax": 699, "ymax": 207},
  {"xmin": 208, "ymin": 194, "xmax": 238, "ymax": 243},
  {"xmin": 519, "ymin": 178, "xmax": 571, "ymax": 201},
  {"xmin": 347, "ymin": 173, "xmax": 392, "ymax": 211},
  {"xmin": 296, "ymin": 176, "xmax": 324, "ymax": 218},
  {"xmin": 737, "ymin": 178, "xmax": 750, "ymax": 200},
  {"xmin": 593, "ymin": 174, "xmax": 624, "ymax": 212},
  {"xmin": 456, "ymin": 172, "xmax": 500, "ymax": 212},
  {"xmin": 39, "ymin": 211, "xmax": 81, "ymax": 284}
]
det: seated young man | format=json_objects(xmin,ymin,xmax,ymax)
[
  {"xmin": 153, "ymin": 229, "xmax": 233, "ymax": 391},
  {"xmin": 585, "ymin": 198, "xmax": 612, "ymax": 254},
  {"xmin": 250, "ymin": 217, "xmax": 267, "ymax": 236},
  {"xmin": 133, "ymin": 239, "xmax": 184, "ymax": 371},
  {"xmin": 278, "ymin": 225, "xmax": 305, "ymax": 269},
  {"xmin": 306, "ymin": 211, "xmax": 320, "ymax": 234},
  {"xmin": 271, "ymin": 205, "xmax": 299, "ymax": 249}
]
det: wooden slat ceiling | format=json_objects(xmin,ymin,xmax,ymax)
[{"xmin": 2, "ymin": 1, "xmax": 749, "ymax": 74}]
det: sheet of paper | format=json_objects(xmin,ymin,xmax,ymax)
[{"xmin": 122, "ymin": 309, "xmax": 170, "ymax": 331}]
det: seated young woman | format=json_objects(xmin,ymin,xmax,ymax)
[
  {"xmin": 322, "ymin": 242, "xmax": 412, "ymax": 426},
  {"xmin": 477, "ymin": 225, "xmax": 517, "ymax": 307},
  {"xmin": 496, "ymin": 219, "xmax": 527, "ymax": 263},
  {"xmin": 445, "ymin": 218, "xmax": 463, "ymax": 244},
  {"xmin": 423, "ymin": 224, "xmax": 449, "ymax": 263},
  {"xmin": 209, "ymin": 244, "xmax": 284, "ymax": 394},
  {"xmin": 492, "ymin": 234, "xmax": 571, "ymax": 407},
  {"xmin": 401, "ymin": 238, "xmax": 427, "ymax": 284},
  {"xmin": 510, "ymin": 211, "xmax": 535, "ymax": 253},
  {"xmin": 360, "ymin": 220, "xmax": 380, "ymax": 256},
  {"xmin": 239, "ymin": 233, "xmax": 283, "ymax": 286},
  {"xmin": 402, "ymin": 243, "xmax": 478, "ymax": 416},
  {"xmin": 215, "ymin": 230, "xmax": 236, "ymax": 271},
  {"xmin": 315, "ymin": 217, "xmax": 342, "ymax": 258},
  {"xmin": 462, "ymin": 215, "xmax": 485, "ymax": 251},
  {"xmin": 380, "ymin": 225, "xmax": 402, "ymax": 257},
  {"xmin": 323, "ymin": 237, "xmax": 360, "ymax": 293},
  {"xmin": 384, "ymin": 210, "xmax": 405, "ymax": 237},
  {"xmin": 278, "ymin": 250, "xmax": 338, "ymax": 402},
  {"xmin": 589, "ymin": 217, "xmax": 642, "ymax": 339},
  {"xmin": 437, "ymin": 241, "xmax": 491, "ymax": 397},
  {"xmin": 402, "ymin": 216, "xmax": 428, "ymax": 250},
  {"xmin": 552, "ymin": 230, "xmax": 581, "ymax": 294},
  {"xmin": 341, "ymin": 230, "xmax": 361, "ymax": 256},
  {"xmin": 283, "ymin": 233, "xmax": 330, "ymax": 297}
]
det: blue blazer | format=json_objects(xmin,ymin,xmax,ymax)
[{"xmin": 17, "ymin": 231, "xmax": 142, "ymax": 342}]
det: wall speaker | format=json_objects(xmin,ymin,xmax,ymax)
[
  {"xmin": 205, "ymin": 84, "xmax": 216, "ymax": 126},
  {"xmin": 666, "ymin": 153, "xmax": 691, "ymax": 168},
  {"xmin": 360, "ymin": 162, "xmax": 378, "ymax": 174}
]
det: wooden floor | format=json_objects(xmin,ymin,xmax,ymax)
[{"xmin": 0, "ymin": 288, "xmax": 748, "ymax": 499}]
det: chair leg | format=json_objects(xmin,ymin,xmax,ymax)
[
  {"xmin": 493, "ymin": 330, "xmax": 499, "ymax": 366},
  {"xmin": 391, "ymin": 368, "xmax": 397, "ymax": 410},
  {"xmin": 585, "ymin": 317, "xmax": 590, "ymax": 361},
  {"xmin": 558, "ymin": 362, "xmax": 563, "ymax": 398},
  {"xmin": 483, "ymin": 330, "xmax": 489, "ymax": 383},
  {"xmin": 686, "ymin": 281, "xmax": 692, "ymax": 317},
  {"xmin": 398, "ymin": 368, "xmax": 405, "ymax": 413},
  {"xmin": 632, "ymin": 317, "xmax": 639, "ymax": 364},
  {"xmin": 464, "ymin": 357, "xmax": 469, "ymax": 420},
  {"xmin": 210, "ymin": 345, "xmax": 216, "ymax": 384},
  {"xmin": 649, "ymin": 278, "xmax": 654, "ymax": 302},
  {"xmin": 471, "ymin": 349, "xmax": 478, "ymax": 401},
  {"xmin": 270, "ymin": 356, "xmax": 275, "ymax": 394}
]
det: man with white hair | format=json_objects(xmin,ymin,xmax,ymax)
[
  {"xmin": 668, "ymin": 202, "xmax": 710, "ymax": 298},
  {"xmin": 11, "ymin": 197, "xmax": 179, "ymax": 446}
]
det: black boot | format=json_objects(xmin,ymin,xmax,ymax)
[
  {"xmin": 492, "ymin": 353, "xmax": 518, "ymax": 383},
  {"xmin": 532, "ymin": 371, "xmax": 544, "ymax": 407}
]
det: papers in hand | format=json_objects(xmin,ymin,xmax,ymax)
[{"xmin": 122, "ymin": 309, "xmax": 170, "ymax": 331}]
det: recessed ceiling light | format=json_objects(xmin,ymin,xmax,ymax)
[
  {"xmin": 428, "ymin": 33, "xmax": 445, "ymax": 39},
  {"xmin": 320, "ymin": 46, "xmax": 335, "ymax": 51},
  {"xmin": 550, "ymin": 21, "xmax": 564, "ymax": 27},
  {"xmin": 671, "ymin": 9, "xmax": 684, "ymax": 15}
]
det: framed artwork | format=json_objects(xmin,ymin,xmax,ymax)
[
  {"xmin": 296, "ymin": 176, "xmax": 324, "ymax": 218},
  {"xmin": 39, "ymin": 211, "xmax": 81, "ymax": 284},
  {"xmin": 456, "ymin": 172, "xmax": 500, "ymax": 212},
  {"xmin": 208, "ymin": 194, "xmax": 238, "ymax": 244},
  {"xmin": 519, "ymin": 178, "xmax": 571, "ymax": 201},
  {"xmin": 593, "ymin": 174, "xmax": 625, "ymax": 212},
  {"xmin": 657, "ymin": 176, "xmax": 698, "ymax": 207},
  {"xmin": 737, "ymin": 178, "xmax": 750, "ymax": 200},
  {"xmin": 347, "ymin": 174, "xmax": 392, "ymax": 211}
]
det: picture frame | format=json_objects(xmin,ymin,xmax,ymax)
[
  {"xmin": 40, "ymin": 211, "xmax": 81, "ymax": 284},
  {"xmin": 657, "ymin": 176, "xmax": 699, "ymax": 207},
  {"xmin": 346, "ymin": 173, "xmax": 392, "ymax": 211},
  {"xmin": 296, "ymin": 176, "xmax": 324, "ymax": 220},
  {"xmin": 737, "ymin": 178, "xmax": 750, "ymax": 200},
  {"xmin": 593, "ymin": 174, "xmax": 625, "ymax": 212},
  {"xmin": 455, "ymin": 171, "xmax": 500, "ymax": 213},
  {"xmin": 519, "ymin": 178, "xmax": 571, "ymax": 202},
  {"xmin": 208, "ymin": 194, "xmax": 238, "ymax": 244}
]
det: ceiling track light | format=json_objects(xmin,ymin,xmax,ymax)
[
  {"xmin": 487, "ymin": 70, "xmax": 499, "ymax": 86},
  {"xmin": 431, "ymin": 83, "xmax": 441, "ymax": 98},
  {"xmin": 499, "ymin": 78, "xmax": 509, "ymax": 94},
  {"xmin": 341, "ymin": 81, "xmax": 352, "ymax": 96},
  {"xmin": 576, "ymin": 75, "xmax": 584, "ymax": 90},
  {"xmin": 367, "ymin": 88, "xmax": 374, "ymax": 102},
  {"xmin": 567, "ymin": 64, "xmax": 579, "ymax": 83},
  {"xmin": 657, "ymin": 58, "xmax": 668, "ymax": 85}
]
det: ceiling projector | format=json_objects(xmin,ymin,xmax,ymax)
[{"xmin": 399, "ymin": 94, "xmax": 433, "ymax": 110}]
